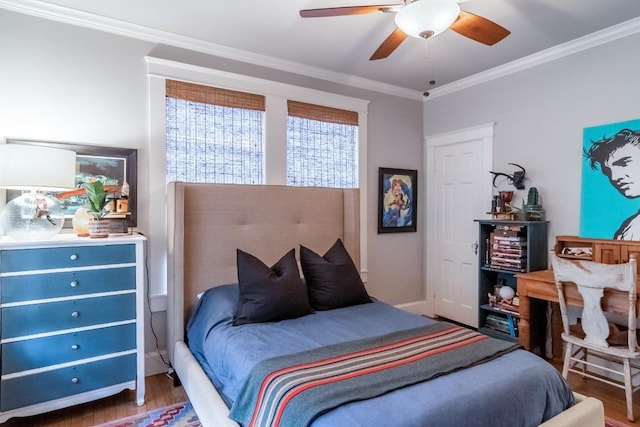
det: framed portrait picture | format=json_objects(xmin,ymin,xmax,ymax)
[
  {"xmin": 378, "ymin": 167, "xmax": 417, "ymax": 233},
  {"xmin": 5, "ymin": 139, "xmax": 138, "ymax": 228},
  {"xmin": 580, "ymin": 119, "xmax": 640, "ymax": 240}
]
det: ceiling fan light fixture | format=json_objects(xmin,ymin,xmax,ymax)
[{"xmin": 394, "ymin": 0, "xmax": 460, "ymax": 39}]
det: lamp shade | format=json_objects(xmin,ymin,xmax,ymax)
[
  {"xmin": 395, "ymin": 0, "xmax": 460, "ymax": 39},
  {"xmin": 0, "ymin": 144, "xmax": 76, "ymax": 191}
]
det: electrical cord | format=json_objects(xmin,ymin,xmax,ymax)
[{"xmin": 135, "ymin": 231, "xmax": 173, "ymax": 370}]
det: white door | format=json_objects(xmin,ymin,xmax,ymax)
[{"xmin": 425, "ymin": 124, "xmax": 493, "ymax": 327}]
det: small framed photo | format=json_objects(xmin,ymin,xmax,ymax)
[{"xmin": 378, "ymin": 167, "xmax": 417, "ymax": 233}]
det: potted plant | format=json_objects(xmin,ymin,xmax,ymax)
[{"xmin": 83, "ymin": 180, "xmax": 110, "ymax": 238}]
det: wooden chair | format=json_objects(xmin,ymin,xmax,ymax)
[{"xmin": 550, "ymin": 252, "xmax": 639, "ymax": 421}]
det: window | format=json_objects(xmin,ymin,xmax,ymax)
[
  {"xmin": 147, "ymin": 57, "xmax": 369, "ymax": 301},
  {"xmin": 287, "ymin": 101, "xmax": 358, "ymax": 188},
  {"xmin": 165, "ymin": 80, "xmax": 359, "ymax": 188},
  {"xmin": 165, "ymin": 80, "xmax": 265, "ymax": 184}
]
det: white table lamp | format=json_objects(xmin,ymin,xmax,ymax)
[{"xmin": 0, "ymin": 144, "xmax": 76, "ymax": 240}]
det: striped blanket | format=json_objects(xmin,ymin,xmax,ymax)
[{"xmin": 229, "ymin": 322, "xmax": 520, "ymax": 427}]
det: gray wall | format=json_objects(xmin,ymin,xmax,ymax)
[
  {"xmin": 3, "ymin": 3, "xmax": 636, "ymax": 371},
  {"xmin": 424, "ymin": 32, "xmax": 640, "ymax": 245},
  {"xmin": 0, "ymin": 8, "xmax": 424, "ymax": 361}
]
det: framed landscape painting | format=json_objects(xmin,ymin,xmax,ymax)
[{"xmin": 378, "ymin": 167, "xmax": 417, "ymax": 233}]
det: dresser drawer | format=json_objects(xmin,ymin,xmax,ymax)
[
  {"xmin": 0, "ymin": 244, "xmax": 135, "ymax": 273},
  {"xmin": 1, "ymin": 353, "xmax": 136, "ymax": 411},
  {"xmin": 2, "ymin": 323, "xmax": 136, "ymax": 374},
  {"xmin": 1, "ymin": 267, "xmax": 135, "ymax": 303},
  {"xmin": 2, "ymin": 294, "xmax": 136, "ymax": 339}
]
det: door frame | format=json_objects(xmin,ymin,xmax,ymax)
[{"xmin": 424, "ymin": 123, "xmax": 494, "ymax": 318}]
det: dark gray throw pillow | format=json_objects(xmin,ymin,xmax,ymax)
[
  {"xmin": 300, "ymin": 239, "xmax": 371, "ymax": 310},
  {"xmin": 233, "ymin": 248, "xmax": 312, "ymax": 326}
]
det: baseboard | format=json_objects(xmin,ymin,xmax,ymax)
[
  {"xmin": 145, "ymin": 350, "xmax": 172, "ymax": 377},
  {"xmin": 394, "ymin": 300, "xmax": 427, "ymax": 315}
]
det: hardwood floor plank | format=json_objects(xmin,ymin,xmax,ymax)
[
  {"xmin": 565, "ymin": 370, "xmax": 638, "ymax": 424},
  {"xmin": 3, "ymin": 374, "xmax": 188, "ymax": 427}
]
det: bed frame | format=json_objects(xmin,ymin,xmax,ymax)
[{"xmin": 166, "ymin": 182, "xmax": 604, "ymax": 427}]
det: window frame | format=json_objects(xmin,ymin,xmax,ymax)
[{"xmin": 146, "ymin": 57, "xmax": 369, "ymax": 305}]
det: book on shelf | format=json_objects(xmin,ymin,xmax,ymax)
[
  {"xmin": 488, "ymin": 262, "xmax": 526, "ymax": 272},
  {"xmin": 491, "ymin": 252, "xmax": 526, "ymax": 260},
  {"xmin": 490, "ymin": 257, "xmax": 526, "ymax": 267},
  {"xmin": 485, "ymin": 313, "xmax": 518, "ymax": 337},
  {"xmin": 492, "ymin": 232, "xmax": 525, "ymax": 239},
  {"xmin": 495, "ymin": 225, "xmax": 522, "ymax": 232},
  {"xmin": 497, "ymin": 301, "xmax": 520, "ymax": 314},
  {"xmin": 492, "ymin": 242, "xmax": 528, "ymax": 250},
  {"xmin": 507, "ymin": 316, "xmax": 518, "ymax": 336},
  {"xmin": 492, "ymin": 239, "xmax": 525, "ymax": 246},
  {"xmin": 492, "ymin": 246, "xmax": 527, "ymax": 255},
  {"xmin": 485, "ymin": 314, "xmax": 511, "ymax": 334},
  {"xmin": 491, "ymin": 235, "xmax": 527, "ymax": 246},
  {"xmin": 494, "ymin": 229, "xmax": 521, "ymax": 237}
]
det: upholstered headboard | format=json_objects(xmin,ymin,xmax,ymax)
[{"xmin": 166, "ymin": 182, "xmax": 360, "ymax": 363}]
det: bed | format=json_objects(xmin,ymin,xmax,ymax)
[{"xmin": 166, "ymin": 182, "xmax": 605, "ymax": 427}]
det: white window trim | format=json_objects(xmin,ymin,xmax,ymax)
[{"xmin": 146, "ymin": 56, "xmax": 369, "ymax": 311}]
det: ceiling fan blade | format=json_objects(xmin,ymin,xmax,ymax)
[
  {"xmin": 450, "ymin": 10, "xmax": 510, "ymax": 46},
  {"xmin": 300, "ymin": 5, "xmax": 398, "ymax": 18},
  {"xmin": 370, "ymin": 28, "xmax": 407, "ymax": 60}
]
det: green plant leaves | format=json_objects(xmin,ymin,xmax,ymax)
[{"xmin": 82, "ymin": 181, "xmax": 108, "ymax": 219}]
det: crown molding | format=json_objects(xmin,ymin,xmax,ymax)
[
  {"xmin": 426, "ymin": 16, "xmax": 640, "ymax": 100},
  {"xmin": 0, "ymin": 0, "xmax": 423, "ymax": 101},
  {"xmin": 2, "ymin": 1, "xmax": 638, "ymax": 102}
]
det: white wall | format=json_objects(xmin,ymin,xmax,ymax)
[
  {"xmin": 0, "ymin": 8, "xmax": 425, "ymax": 364},
  {"xmin": 424, "ymin": 32, "xmax": 640, "ymax": 244}
]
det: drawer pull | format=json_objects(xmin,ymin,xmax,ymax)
[
  {"xmin": 71, "ymin": 344, "xmax": 79, "ymax": 350},
  {"xmin": 70, "ymin": 281, "xmax": 78, "ymax": 288},
  {"xmin": 71, "ymin": 377, "xmax": 79, "ymax": 384},
  {"xmin": 71, "ymin": 311, "xmax": 79, "ymax": 318},
  {"xmin": 70, "ymin": 254, "xmax": 78, "ymax": 261}
]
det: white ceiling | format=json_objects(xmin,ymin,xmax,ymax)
[{"xmin": 3, "ymin": 0, "xmax": 640, "ymax": 98}]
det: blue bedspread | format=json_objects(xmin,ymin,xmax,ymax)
[{"xmin": 187, "ymin": 284, "xmax": 575, "ymax": 427}]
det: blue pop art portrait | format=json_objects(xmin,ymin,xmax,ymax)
[{"xmin": 580, "ymin": 118, "xmax": 640, "ymax": 240}]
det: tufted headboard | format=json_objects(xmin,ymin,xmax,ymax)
[{"xmin": 166, "ymin": 182, "xmax": 360, "ymax": 363}]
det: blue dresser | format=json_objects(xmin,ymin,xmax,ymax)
[{"xmin": 0, "ymin": 235, "xmax": 146, "ymax": 422}]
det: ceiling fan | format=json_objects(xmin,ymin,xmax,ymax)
[{"xmin": 300, "ymin": 0, "xmax": 510, "ymax": 60}]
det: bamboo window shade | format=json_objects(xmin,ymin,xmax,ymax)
[
  {"xmin": 166, "ymin": 80, "xmax": 265, "ymax": 111},
  {"xmin": 164, "ymin": 80, "xmax": 358, "ymax": 187},
  {"xmin": 287, "ymin": 101, "xmax": 358, "ymax": 126},
  {"xmin": 164, "ymin": 79, "xmax": 265, "ymax": 184}
]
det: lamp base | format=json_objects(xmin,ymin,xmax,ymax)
[{"xmin": 0, "ymin": 191, "xmax": 65, "ymax": 240}]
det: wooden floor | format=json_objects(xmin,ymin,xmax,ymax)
[
  {"xmin": 2, "ymin": 373, "xmax": 188, "ymax": 426},
  {"xmin": 2, "ymin": 367, "xmax": 638, "ymax": 426},
  {"xmin": 564, "ymin": 368, "xmax": 639, "ymax": 426}
]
